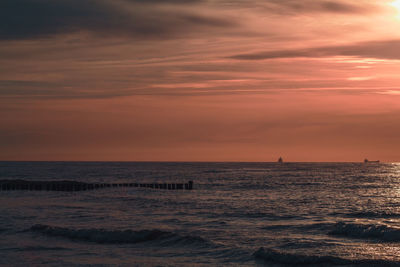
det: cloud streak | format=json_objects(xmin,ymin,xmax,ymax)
[
  {"xmin": 264, "ymin": 0, "xmax": 375, "ymax": 14},
  {"xmin": 216, "ymin": 0, "xmax": 377, "ymax": 14},
  {"xmin": 230, "ymin": 40, "xmax": 400, "ymax": 61}
]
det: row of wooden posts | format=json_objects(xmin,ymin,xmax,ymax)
[{"xmin": 0, "ymin": 180, "xmax": 193, "ymax": 192}]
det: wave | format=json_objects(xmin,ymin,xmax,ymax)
[
  {"xmin": 347, "ymin": 211, "xmax": 400, "ymax": 219},
  {"xmin": 217, "ymin": 211, "xmax": 299, "ymax": 220},
  {"xmin": 253, "ymin": 247, "xmax": 400, "ymax": 266},
  {"xmin": 329, "ymin": 222, "xmax": 400, "ymax": 242},
  {"xmin": 29, "ymin": 224, "xmax": 212, "ymax": 247},
  {"xmin": 262, "ymin": 222, "xmax": 331, "ymax": 232},
  {"xmin": 203, "ymin": 169, "xmax": 229, "ymax": 174}
]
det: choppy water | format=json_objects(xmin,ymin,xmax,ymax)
[{"xmin": 1, "ymin": 162, "xmax": 400, "ymax": 266}]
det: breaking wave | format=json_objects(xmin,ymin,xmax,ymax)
[
  {"xmin": 253, "ymin": 247, "xmax": 399, "ymax": 266},
  {"xmin": 29, "ymin": 224, "xmax": 212, "ymax": 247},
  {"xmin": 329, "ymin": 222, "xmax": 400, "ymax": 242}
]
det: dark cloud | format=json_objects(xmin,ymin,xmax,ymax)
[
  {"xmin": 125, "ymin": 0, "xmax": 204, "ymax": 3},
  {"xmin": 269, "ymin": 0, "xmax": 372, "ymax": 14},
  {"xmin": 217, "ymin": 0, "xmax": 375, "ymax": 14},
  {"xmin": 0, "ymin": 79, "xmax": 136, "ymax": 99},
  {"xmin": 230, "ymin": 40, "xmax": 400, "ymax": 61},
  {"xmin": 320, "ymin": 1, "xmax": 362, "ymax": 13},
  {"xmin": 0, "ymin": 0, "xmax": 378, "ymax": 41},
  {"xmin": 0, "ymin": 0, "xmax": 233, "ymax": 41}
]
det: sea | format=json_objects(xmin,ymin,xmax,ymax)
[{"xmin": 1, "ymin": 161, "xmax": 400, "ymax": 266}]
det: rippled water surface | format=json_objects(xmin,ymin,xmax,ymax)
[{"xmin": 1, "ymin": 162, "xmax": 400, "ymax": 266}]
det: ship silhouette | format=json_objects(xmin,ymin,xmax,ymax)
[{"xmin": 278, "ymin": 157, "xmax": 283, "ymax": 163}]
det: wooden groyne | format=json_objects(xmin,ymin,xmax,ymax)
[{"xmin": 0, "ymin": 180, "xmax": 193, "ymax": 192}]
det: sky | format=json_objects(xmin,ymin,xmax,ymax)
[{"xmin": 1, "ymin": 0, "xmax": 400, "ymax": 162}]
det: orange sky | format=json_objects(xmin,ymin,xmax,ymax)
[{"xmin": 1, "ymin": 0, "xmax": 400, "ymax": 162}]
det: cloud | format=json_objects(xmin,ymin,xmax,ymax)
[
  {"xmin": 230, "ymin": 39, "xmax": 400, "ymax": 61},
  {"xmin": 0, "ymin": 0, "xmax": 234, "ymax": 41},
  {"xmin": 0, "ymin": 0, "xmax": 378, "ymax": 41},
  {"xmin": 216, "ymin": 0, "xmax": 376, "ymax": 14},
  {"xmin": 273, "ymin": 0, "xmax": 373, "ymax": 14},
  {"xmin": 125, "ymin": 0, "xmax": 204, "ymax": 3},
  {"xmin": 0, "ymin": 80, "xmax": 136, "ymax": 99}
]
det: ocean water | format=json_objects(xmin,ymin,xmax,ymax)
[{"xmin": 1, "ymin": 161, "xmax": 400, "ymax": 266}]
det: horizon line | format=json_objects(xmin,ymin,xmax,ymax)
[{"xmin": 0, "ymin": 160, "xmax": 397, "ymax": 164}]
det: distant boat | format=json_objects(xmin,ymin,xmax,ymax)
[
  {"xmin": 278, "ymin": 157, "xmax": 283, "ymax": 163},
  {"xmin": 364, "ymin": 159, "xmax": 380, "ymax": 163}
]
